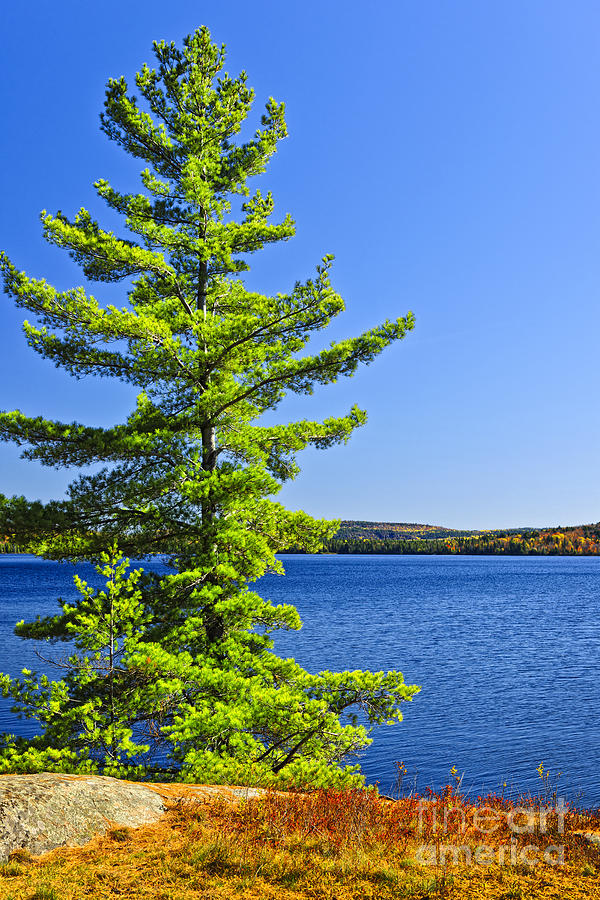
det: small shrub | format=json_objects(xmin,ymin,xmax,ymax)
[
  {"xmin": 0, "ymin": 862, "xmax": 24, "ymax": 878},
  {"xmin": 8, "ymin": 848, "xmax": 34, "ymax": 864},
  {"xmin": 27, "ymin": 887, "xmax": 58, "ymax": 900},
  {"xmin": 189, "ymin": 839, "xmax": 232, "ymax": 874},
  {"xmin": 106, "ymin": 826, "xmax": 133, "ymax": 842}
]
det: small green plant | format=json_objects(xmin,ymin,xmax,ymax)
[
  {"xmin": 107, "ymin": 826, "xmax": 133, "ymax": 843},
  {"xmin": 189, "ymin": 838, "xmax": 233, "ymax": 875},
  {"xmin": 0, "ymin": 862, "xmax": 25, "ymax": 878},
  {"xmin": 27, "ymin": 887, "xmax": 59, "ymax": 900}
]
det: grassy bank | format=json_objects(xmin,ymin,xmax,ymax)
[{"xmin": 1, "ymin": 783, "xmax": 598, "ymax": 899}]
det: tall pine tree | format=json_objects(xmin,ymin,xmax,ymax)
[{"xmin": 0, "ymin": 28, "xmax": 418, "ymax": 786}]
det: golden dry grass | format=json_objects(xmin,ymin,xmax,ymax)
[{"xmin": 0, "ymin": 787, "xmax": 598, "ymax": 900}]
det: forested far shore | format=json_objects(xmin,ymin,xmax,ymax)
[{"xmin": 285, "ymin": 520, "xmax": 600, "ymax": 555}]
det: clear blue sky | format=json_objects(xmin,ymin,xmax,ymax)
[{"xmin": 1, "ymin": 0, "xmax": 599, "ymax": 530}]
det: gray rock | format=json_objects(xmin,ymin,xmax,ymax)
[
  {"xmin": 579, "ymin": 831, "xmax": 600, "ymax": 846},
  {"xmin": 0, "ymin": 772, "xmax": 165, "ymax": 860}
]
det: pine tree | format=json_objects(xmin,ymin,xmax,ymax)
[{"xmin": 0, "ymin": 28, "xmax": 418, "ymax": 786}]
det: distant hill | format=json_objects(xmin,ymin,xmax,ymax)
[{"xmin": 335, "ymin": 520, "xmax": 495, "ymax": 541}]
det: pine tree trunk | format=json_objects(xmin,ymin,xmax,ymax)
[{"xmin": 197, "ymin": 258, "xmax": 222, "ymax": 644}]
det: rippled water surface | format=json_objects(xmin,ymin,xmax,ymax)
[{"xmin": 1, "ymin": 553, "xmax": 598, "ymax": 806}]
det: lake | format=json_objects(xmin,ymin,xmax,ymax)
[{"xmin": 0, "ymin": 553, "xmax": 598, "ymax": 807}]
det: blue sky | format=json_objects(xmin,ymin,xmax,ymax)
[{"xmin": 1, "ymin": 0, "xmax": 599, "ymax": 530}]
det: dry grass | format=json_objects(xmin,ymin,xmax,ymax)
[{"xmin": 0, "ymin": 785, "xmax": 599, "ymax": 899}]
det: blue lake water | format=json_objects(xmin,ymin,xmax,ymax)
[{"xmin": 0, "ymin": 553, "xmax": 598, "ymax": 807}]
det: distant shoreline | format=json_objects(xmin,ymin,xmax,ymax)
[{"xmin": 311, "ymin": 518, "xmax": 600, "ymax": 557}]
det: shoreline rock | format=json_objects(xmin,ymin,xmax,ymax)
[{"xmin": 0, "ymin": 772, "xmax": 165, "ymax": 861}]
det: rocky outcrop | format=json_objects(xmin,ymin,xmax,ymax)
[
  {"xmin": 0, "ymin": 772, "xmax": 165, "ymax": 860},
  {"xmin": 576, "ymin": 831, "xmax": 600, "ymax": 847}
]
